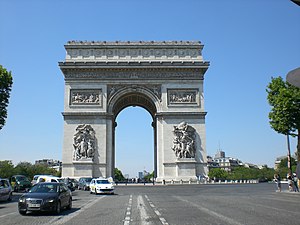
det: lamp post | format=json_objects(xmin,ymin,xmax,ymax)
[{"xmin": 287, "ymin": 134, "xmax": 292, "ymax": 176}]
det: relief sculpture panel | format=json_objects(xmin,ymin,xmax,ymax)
[
  {"xmin": 168, "ymin": 89, "xmax": 198, "ymax": 105},
  {"xmin": 70, "ymin": 89, "xmax": 102, "ymax": 106}
]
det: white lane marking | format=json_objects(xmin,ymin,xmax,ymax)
[
  {"xmin": 144, "ymin": 195, "xmax": 169, "ymax": 225},
  {"xmin": 175, "ymin": 196, "xmax": 243, "ymax": 225},
  {"xmin": 123, "ymin": 194, "xmax": 133, "ymax": 225},
  {"xmin": 47, "ymin": 196, "xmax": 105, "ymax": 225},
  {"xmin": 0, "ymin": 212, "xmax": 17, "ymax": 218},
  {"xmin": 137, "ymin": 195, "xmax": 152, "ymax": 225}
]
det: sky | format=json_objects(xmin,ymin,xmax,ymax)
[{"xmin": 0, "ymin": 0, "xmax": 299, "ymax": 178}]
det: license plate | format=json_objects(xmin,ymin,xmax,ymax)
[{"xmin": 28, "ymin": 203, "xmax": 40, "ymax": 207}]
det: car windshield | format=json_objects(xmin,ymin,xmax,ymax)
[
  {"xmin": 96, "ymin": 180, "xmax": 110, "ymax": 184},
  {"xmin": 84, "ymin": 178, "xmax": 92, "ymax": 182},
  {"xmin": 29, "ymin": 183, "xmax": 58, "ymax": 193},
  {"xmin": 0, "ymin": 180, "xmax": 9, "ymax": 188},
  {"xmin": 17, "ymin": 176, "xmax": 28, "ymax": 181}
]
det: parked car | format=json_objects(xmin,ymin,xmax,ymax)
[
  {"xmin": 18, "ymin": 182, "xmax": 72, "ymax": 215},
  {"xmin": 89, "ymin": 178, "xmax": 114, "ymax": 195},
  {"xmin": 0, "ymin": 178, "xmax": 12, "ymax": 201},
  {"xmin": 78, "ymin": 177, "xmax": 93, "ymax": 191},
  {"xmin": 10, "ymin": 175, "xmax": 31, "ymax": 192}
]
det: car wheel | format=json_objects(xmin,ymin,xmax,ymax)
[
  {"xmin": 95, "ymin": 188, "xmax": 98, "ymax": 195},
  {"xmin": 19, "ymin": 210, "xmax": 26, "ymax": 215},
  {"xmin": 56, "ymin": 201, "xmax": 61, "ymax": 214},
  {"xmin": 66, "ymin": 198, "xmax": 72, "ymax": 210}
]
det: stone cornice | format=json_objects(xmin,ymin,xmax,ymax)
[
  {"xmin": 62, "ymin": 112, "xmax": 113, "ymax": 119},
  {"xmin": 66, "ymin": 40, "xmax": 203, "ymax": 47},
  {"xmin": 62, "ymin": 40, "xmax": 208, "ymax": 64},
  {"xmin": 155, "ymin": 112, "xmax": 207, "ymax": 119}
]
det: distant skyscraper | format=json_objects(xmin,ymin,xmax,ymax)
[
  {"xmin": 215, "ymin": 150, "xmax": 225, "ymax": 158},
  {"xmin": 138, "ymin": 172, "xmax": 144, "ymax": 179}
]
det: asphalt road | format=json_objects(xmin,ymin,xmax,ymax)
[{"xmin": 0, "ymin": 183, "xmax": 299, "ymax": 225}]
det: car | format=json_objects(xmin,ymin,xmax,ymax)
[
  {"xmin": 10, "ymin": 175, "xmax": 31, "ymax": 192},
  {"xmin": 31, "ymin": 175, "xmax": 49, "ymax": 186},
  {"xmin": 0, "ymin": 178, "xmax": 12, "ymax": 201},
  {"xmin": 69, "ymin": 178, "xmax": 79, "ymax": 189},
  {"xmin": 35, "ymin": 175, "xmax": 63, "ymax": 184},
  {"xmin": 18, "ymin": 182, "xmax": 72, "ymax": 215},
  {"xmin": 61, "ymin": 178, "xmax": 76, "ymax": 191},
  {"xmin": 78, "ymin": 177, "xmax": 93, "ymax": 191},
  {"xmin": 89, "ymin": 178, "xmax": 114, "ymax": 195}
]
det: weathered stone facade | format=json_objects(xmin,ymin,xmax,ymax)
[{"xmin": 59, "ymin": 41, "xmax": 209, "ymax": 181}]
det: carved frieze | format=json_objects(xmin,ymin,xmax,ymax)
[
  {"xmin": 70, "ymin": 89, "xmax": 102, "ymax": 106},
  {"xmin": 63, "ymin": 69, "xmax": 204, "ymax": 80},
  {"xmin": 172, "ymin": 122, "xmax": 196, "ymax": 159},
  {"xmin": 168, "ymin": 89, "xmax": 198, "ymax": 105},
  {"xmin": 73, "ymin": 124, "xmax": 96, "ymax": 161},
  {"xmin": 107, "ymin": 84, "xmax": 161, "ymax": 101}
]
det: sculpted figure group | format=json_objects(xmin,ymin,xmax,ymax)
[
  {"xmin": 73, "ymin": 124, "xmax": 96, "ymax": 161},
  {"xmin": 172, "ymin": 122, "xmax": 196, "ymax": 158}
]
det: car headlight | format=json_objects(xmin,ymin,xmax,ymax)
[
  {"xmin": 19, "ymin": 197, "xmax": 26, "ymax": 203},
  {"xmin": 46, "ymin": 198, "xmax": 55, "ymax": 203}
]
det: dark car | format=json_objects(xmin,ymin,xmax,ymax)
[
  {"xmin": 78, "ymin": 177, "xmax": 93, "ymax": 191},
  {"xmin": 10, "ymin": 175, "xmax": 31, "ymax": 192},
  {"xmin": 18, "ymin": 182, "xmax": 72, "ymax": 215}
]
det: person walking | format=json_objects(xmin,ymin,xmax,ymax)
[
  {"xmin": 292, "ymin": 173, "xmax": 299, "ymax": 192},
  {"xmin": 274, "ymin": 174, "xmax": 281, "ymax": 192}
]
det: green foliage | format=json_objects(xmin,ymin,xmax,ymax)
[
  {"xmin": 278, "ymin": 157, "xmax": 297, "ymax": 169},
  {"xmin": 0, "ymin": 160, "xmax": 15, "ymax": 178},
  {"xmin": 208, "ymin": 167, "xmax": 275, "ymax": 181},
  {"xmin": 144, "ymin": 171, "xmax": 154, "ymax": 182},
  {"xmin": 208, "ymin": 168, "xmax": 228, "ymax": 180},
  {"xmin": 0, "ymin": 65, "xmax": 13, "ymax": 130},
  {"xmin": 114, "ymin": 168, "xmax": 125, "ymax": 181},
  {"xmin": 266, "ymin": 76, "xmax": 300, "ymax": 160},
  {"xmin": 0, "ymin": 161, "xmax": 60, "ymax": 180}
]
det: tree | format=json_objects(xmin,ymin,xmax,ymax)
[
  {"xmin": 0, "ymin": 65, "xmax": 13, "ymax": 130},
  {"xmin": 114, "ymin": 168, "xmax": 125, "ymax": 181},
  {"xmin": 266, "ymin": 77, "xmax": 300, "ymax": 163},
  {"xmin": 144, "ymin": 171, "xmax": 154, "ymax": 182},
  {"xmin": 0, "ymin": 160, "xmax": 15, "ymax": 178}
]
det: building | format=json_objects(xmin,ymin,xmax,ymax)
[{"xmin": 35, "ymin": 159, "xmax": 62, "ymax": 171}]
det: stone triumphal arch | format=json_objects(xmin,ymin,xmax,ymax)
[{"xmin": 59, "ymin": 41, "xmax": 209, "ymax": 181}]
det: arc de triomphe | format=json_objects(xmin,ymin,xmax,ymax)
[{"xmin": 59, "ymin": 41, "xmax": 209, "ymax": 181}]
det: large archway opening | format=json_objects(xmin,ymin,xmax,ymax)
[
  {"xmin": 115, "ymin": 106, "xmax": 154, "ymax": 179},
  {"xmin": 110, "ymin": 91, "xmax": 158, "ymax": 181}
]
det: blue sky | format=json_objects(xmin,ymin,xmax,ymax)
[{"xmin": 0, "ymin": 0, "xmax": 299, "ymax": 177}]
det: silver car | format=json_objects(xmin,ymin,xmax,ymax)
[{"xmin": 0, "ymin": 178, "xmax": 12, "ymax": 201}]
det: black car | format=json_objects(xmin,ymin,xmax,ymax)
[
  {"xmin": 10, "ymin": 175, "xmax": 31, "ymax": 192},
  {"xmin": 18, "ymin": 182, "xmax": 72, "ymax": 215}
]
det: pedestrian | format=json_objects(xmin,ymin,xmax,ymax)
[
  {"xmin": 274, "ymin": 174, "xmax": 281, "ymax": 192},
  {"xmin": 292, "ymin": 173, "xmax": 299, "ymax": 192},
  {"xmin": 287, "ymin": 175, "xmax": 293, "ymax": 192}
]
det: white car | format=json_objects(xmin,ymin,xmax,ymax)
[{"xmin": 89, "ymin": 178, "xmax": 114, "ymax": 195}]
